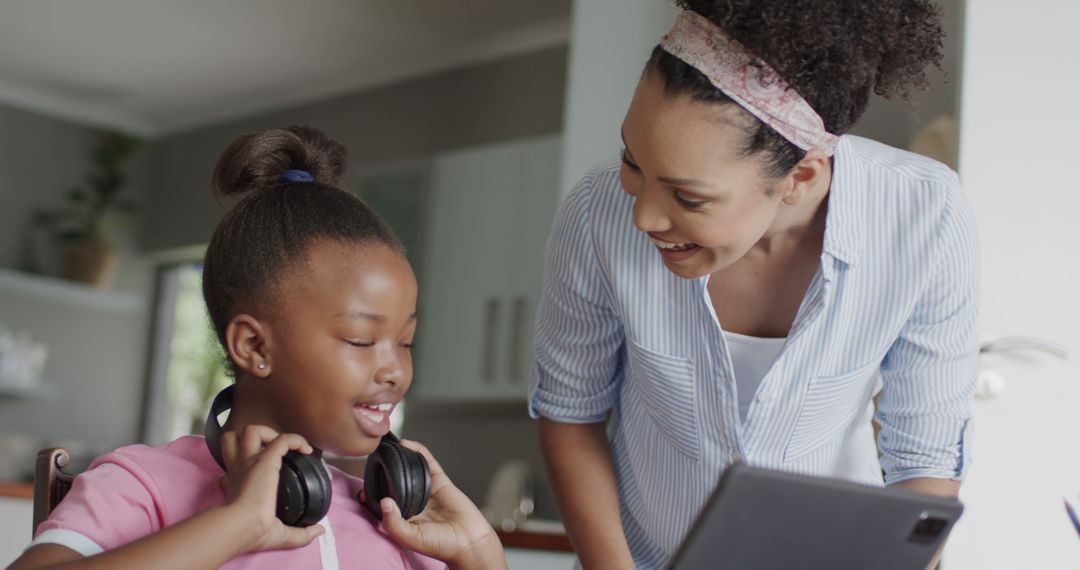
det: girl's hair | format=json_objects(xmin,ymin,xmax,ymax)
[
  {"xmin": 202, "ymin": 125, "xmax": 403, "ymax": 356},
  {"xmin": 647, "ymin": 0, "xmax": 945, "ymax": 178}
]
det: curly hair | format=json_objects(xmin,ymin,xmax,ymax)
[{"xmin": 647, "ymin": 0, "xmax": 944, "ymax": 178}]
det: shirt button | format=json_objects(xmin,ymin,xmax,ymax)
[{"xmin": 757, "ymin": 391, "xmax": 771, "ymax": 403}]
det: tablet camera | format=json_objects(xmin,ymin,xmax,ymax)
[{"xmin": 908, "ymin": 511, "xmax": 949, "ymax": 544}]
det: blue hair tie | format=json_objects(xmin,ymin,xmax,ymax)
[{"xmin": 281, "ymin": 169, "xmax": 315, "ymax": 184}]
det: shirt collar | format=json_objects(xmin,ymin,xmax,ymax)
[{"xmin": 821, "ymin": 135, "xmax": 863, "ymax": 267}]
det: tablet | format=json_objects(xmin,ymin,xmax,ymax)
[{"xmin": 669, "ymin": 463, "xmax": 964, "ymax": 570}]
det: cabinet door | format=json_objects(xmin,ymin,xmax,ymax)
[
  {"xmin": 413, "ymin": 142, "xmax": 519, "ymax": 400},
  {"xmin": 413, "ymin": 135, "xmax": 562, "ymax": 401},
  {"xmin": 504, "ymin": 135, "xmax": 562, "ymax": 392},
  {"xmin": 355, "ymin": 164, "xmax": 430, "ymax": 273}
]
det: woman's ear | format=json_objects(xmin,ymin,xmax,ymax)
[
  {"xmin": 780, "ymin": 148, "xmax": 831, "ymax": 205},
  {"xmin": 224, "ymin": 314, "xmax": 272, "ymax": 378}
]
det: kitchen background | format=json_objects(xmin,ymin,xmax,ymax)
[{"xmin": 1, "ymin": 1, "xmax": 1076, "ymax": 568}]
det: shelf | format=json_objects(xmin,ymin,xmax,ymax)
[
  {"xmin": 0, "ymin": 383, "xmax": 58, "ymax": 400},
  {"xmin": 0, "ymin": 268, "xmax": 142, "ymax": 314}
]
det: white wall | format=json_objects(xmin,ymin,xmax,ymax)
[
  {"xmin": 0, "ymin": 497, "xmax": 33, "ymax": 566},
  {"xmin": 558, "ymin": 0, "xmax": 678, "ymax": 195},
  {"xmin": 945, "ymin": 1, "xmax": 1080, "ymax": 568}
]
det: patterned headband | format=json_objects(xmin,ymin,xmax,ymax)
[{"xmin": 659, "ymin": 10, "xmax": 839, "ymax": 156}]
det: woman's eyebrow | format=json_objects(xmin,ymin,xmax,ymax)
[
  {"xmin": 620, "ymin": 128, "xmax": 714, "ymax": 190},
  {"xmin": 657, "ymin": 176, "xmax": 713, "ymax": 189}
]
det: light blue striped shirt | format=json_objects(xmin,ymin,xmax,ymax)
[{"xmin": 528, "ymin": 135, "xmax": 979, "ymax": 568}]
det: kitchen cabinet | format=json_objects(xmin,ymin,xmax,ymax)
[{"xmin": 412, "ymin": 135, "xmax": 562, "ymax": 401}]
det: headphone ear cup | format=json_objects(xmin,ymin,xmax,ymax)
[
  {"xmin": 363, "ymin": 436, "xmax": 430, "ymax": 520},
  {"xmin": 398, "ymin": 444, "xmax": 430, "ymax": 519},
  {"xmin": 362, "ymin": 450, "xmax": 391, "ymax": 518},
  {"xmin": 202, "ymin": 386, "xmax": 331, "ymax": 527},
  {"xmin": 278, "ymin": 451, "xmax": 333, "ymax": 527}
]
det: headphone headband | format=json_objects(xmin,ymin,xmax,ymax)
[{"xmin": 204, "ymin": 384, "xmax": 234, "ymax": 469}]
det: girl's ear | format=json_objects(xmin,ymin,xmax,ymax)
[
  {"xmin": 224, "ymin": 314, "xmax": 272, "ymax": 378},
  {"xmin": 779, "ymin": 148, "xmax": 831, "ymax": 205}
]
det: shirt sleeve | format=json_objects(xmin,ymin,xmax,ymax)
[
  {"xmin": 877, "ymin": 183, "xmax": 980, "ymax": 485},
  {"xmin": 528, "ymin": 165, "xmax": 626, "ymax": 423},
  {"xmin": 32, "ymin": 449, "xmax": 164, "ymax": 555}
]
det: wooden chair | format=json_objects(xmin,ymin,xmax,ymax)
[{"xmin": 32, "ymin": 448, "xmax": 76, "ymax": 536}]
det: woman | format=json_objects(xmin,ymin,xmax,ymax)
[{"xmin": 528, "ymin": 1, "xmax": 977, "ymax": 568}]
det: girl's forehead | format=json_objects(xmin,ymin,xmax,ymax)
[
  {"xmin": 298, "ymin": 239, "xmax": 409, "ymax": 275},
  {"xmin": 280, "ymin": 241, "xmax": 416, "ymax": 305}
]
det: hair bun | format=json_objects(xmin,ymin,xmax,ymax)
[{"xmin": 211, "ymin": 125, "xmax": 346, "ymax": 198}]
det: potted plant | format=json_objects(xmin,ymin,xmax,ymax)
[{"xmin": 34, "ymin": 130, "xmax": 142, "ymax": 289}]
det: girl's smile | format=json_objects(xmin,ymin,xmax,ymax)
[{"xmin": 353, "ymin": 401, "xmax": 397, "ymax": 437}]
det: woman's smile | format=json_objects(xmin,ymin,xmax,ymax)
[{"xmin": 648, "ymin": 234, "xmax": 703, "ymax": 261}]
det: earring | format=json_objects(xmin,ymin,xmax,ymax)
[{"xmin": 257, "ymin": 363, "xmax": 266, "ymax": 370}]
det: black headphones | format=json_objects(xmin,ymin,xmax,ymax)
[{"xmin": 204, "ymin": 385, "xmax": 430, "ymax": 527}]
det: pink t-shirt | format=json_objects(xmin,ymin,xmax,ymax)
[{"xmin": 32, "ymin": 435, "xmax": 444, "ymax": 569}]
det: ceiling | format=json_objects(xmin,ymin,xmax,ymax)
[{"xmin": 0, "ymin": 0, "xmax": 571, "ymax": 137}]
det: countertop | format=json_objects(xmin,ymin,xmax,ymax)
[
  {"xmin": 495, "ymin": 520, "xmax": 572, "ymax": 552},
  {"xmin": 0, "ymin": 481, "xmax": 32, "ymax": 500}
]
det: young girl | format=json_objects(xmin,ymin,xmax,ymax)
[{"xmin": 11, "ymin": 126, "xmax": 506, "ymax": 570}]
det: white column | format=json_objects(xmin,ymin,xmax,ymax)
[{"xmin": 558, "ymin": 0, "xmax": 678, "ymax": 196}]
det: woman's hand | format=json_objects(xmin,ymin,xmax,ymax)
[
  {"xmin": 218, "ymin": 425, "xmax": 326, "ymax": 553},
  {"xmin": 372, "ymin": 440, "xmax": 506, "ymax": 570}
]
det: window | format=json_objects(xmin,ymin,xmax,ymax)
[{"xmin": 141, "ymin": 262, "xmax": 229, "ymax": 445}]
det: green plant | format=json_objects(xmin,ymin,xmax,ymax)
[{"xmin": 36, "ymin": 129, "xmax": 142, "ymax": 246}]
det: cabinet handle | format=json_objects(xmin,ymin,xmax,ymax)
[
  {"xmin": 508, "ymin": 296, "xmax": 527, "ymax": 383},
  {"xmin": 482, "ymin": 297, "xmax": 501, "ymax": 384}
]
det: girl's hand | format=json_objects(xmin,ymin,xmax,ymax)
[
  {"xmin": 372, "ymin": 440, "xmax": 506, "ymax": 570},
  {"xmin": 218, "ymin": 425, "xmax": 326, "ymax": 553}
]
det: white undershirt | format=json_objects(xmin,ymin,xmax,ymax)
[{"xmin": 723, "ymin": 331, "xmax": 787, "ymax": 422}]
